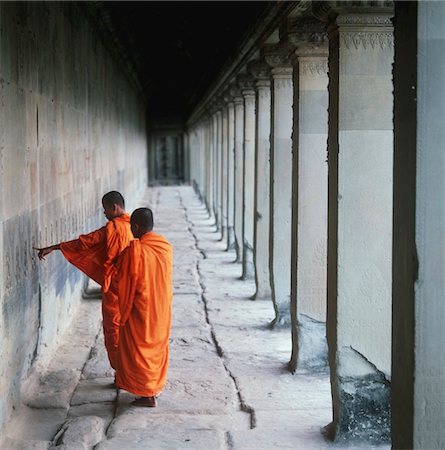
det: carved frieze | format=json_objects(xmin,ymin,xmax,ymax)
[
  {"xmin": 339, "ymin": 30, "xmax": 393, "ymax": 50},
  {"xmin": 299, "ymin": 58, "xmax": 328, "ymax": 76},
  {"xmin": 287, "ymin": 17, "xmax": 328, "ymax": 47}
]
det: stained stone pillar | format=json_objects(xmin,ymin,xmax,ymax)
[
  {"xmin": 248, "ymin": 60, "xmax": 272, "ymax": 300},
  {"xmin": 205, "ymin": 116, "xmax": 214, "ymax": 219},
  {"xmin": 225, "ymin": 94, "xmax": 236, "ymax": 251},
  {"xmin": 238, "ymin": 74, "xmax": 256, "ymax": 280},
  {"xmin": 322, "ymin": 7, "xmax": 394, "ymax": 443},
  {"xmin": 214, "ymin": 110, "xmax": 223, "ymax": 233},
  {"xmin": 289, "ymin": 39, "xmax": 329, "ymax": 372},
  {"xmin": 231, "ymin": 87, "xmax": 245, "ymax": 263},
  {"xmin": 264, "ymin": 44, "xmax": 294, "ymax": 326},
  {"xmin": 393, "ymin": 2, "xmax": 445, "ymax": 449},
  {"xmin": 199, "ymin": 124, "xmax": 206, "ymax": 201},
  {"xmin": 220, "ymin": 102, "xmax": 228, "ymax": 244}
]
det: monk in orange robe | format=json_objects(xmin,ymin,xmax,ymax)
[
  {"xmin": 34, "ymin": 191, "xmax": 132, "ymax": 370},
  {"xmin": 113, "ymin": 207, "xmax": 173, "ymax": 407}
]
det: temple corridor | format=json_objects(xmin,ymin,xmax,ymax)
[
  {"xmin": 1, "ymin": 1, "xmax": 445, "ymax": 449},
  {"xmin": 3, "ymin": 186, "xmax": 358, "ymax": 450}
]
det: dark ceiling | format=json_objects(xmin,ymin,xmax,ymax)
[{"xmin": 102, "ymin": 1, "xmax": 271, "ymax": 123}]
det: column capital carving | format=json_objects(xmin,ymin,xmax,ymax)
[
  {"xmin": 247, "ymin": 59, "xmax": 271, "ymax": 81},
  {"xmin": 229, "ymin": 83, "xmax": 244, "ymax": 105},
  {"xmin": 262, "ymin": 42, "xmax": 295, "ymax": 68},
  {"xmin": 236, "ymin": 73, "xmax": 255, "ymax": 90},
  {"xmin": 312, "ymin": 1, "xmax": 393, "ymax": 23},
  {"xmin": 287, "ymin": 17, "xmax": 328, "ymax": 48},
  {"xmin": 237, "ymin": 73, "xmax": 256, "ymax": 98},
  {"xmin": 312, "ymin": 2, "xmax": 394, "ymax": 51},
  {"xmin": 222, "ymin": 89, "xmax": 234, "ymax": 106}
]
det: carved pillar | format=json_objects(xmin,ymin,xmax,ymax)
[
  {"xmin": 248, "ymin": 60, "xmax": 272, "ymax": 300},
  {"xmin": 320, "ymin": 5, "xmax": 394, "ymax": 442},
  {"xmin": 231, "ymin": 86, "xmax": 245, "ymax": 263},
  {"xmin": 215, "ymin": 108, "xmax": 223, "ymax": 233},
  {"xmin": 200, "ymin": 122, "xmax": 207, "ymax": 203},
  {"xmin": 218, "ymin": 100, "xmax": 228, "ymax": 242},
  {"xmin": 204, "ymin": 114, "xmax": 214, "ymax": 218},
  {"xmin": 225, "ymin": 91, "xmax": 236, "ymax": 251},
  {"xmin": 393, "ymin": 2, "xmax": 445, "ymax": 449},
  {"xmin": 238, "ymin": 73, "xmax": 256, "ymax": 280},
  {"xmin": 264, "ymin": 43, "xmax": 295, "ymax": 327},
  {"xmin": 288, "ymin": 22, "xmax": 329, "ymax": 372}
]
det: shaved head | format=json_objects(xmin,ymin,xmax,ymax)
[
  {"xmin": 102, "ymin": 191, "xmax": 125, "ymax": 208},
  {"xmin": 131, "ymin": 208, "xmax": 154, "ymax": 237}
]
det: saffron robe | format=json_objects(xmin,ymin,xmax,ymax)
[
  {"xmin": 60, "ymin": 214, "xmax": 132, "ymax": 369},
  {"xmin": 114, "ymin": 232, "xmax": 173, "ymax": 397}
]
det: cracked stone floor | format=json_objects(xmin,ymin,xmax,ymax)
[{"xmin": 1, "ymin": 186, "xmax": 391, "ymax": 450}]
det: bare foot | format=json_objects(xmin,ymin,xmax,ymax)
[{"xmin": 131, "ymin": 396, "xmax": 157, "ymax": 407}]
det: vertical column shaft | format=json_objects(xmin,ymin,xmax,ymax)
[
  {"xmin": 269, "ymin": 62, "xmax": 294, "ymax": 326},
  {"xmin": 393, "ymin": 2, "xmax": 445, "ymax": 449},
  {"xmin": 290, "ymin": 48, "xmax": 329, "ymax": 372},
  {"xmin": 233, "ymin": 94, "xmax": 245, "ymax": 263},
  {"xmin": 226, "ymin": 101, "xmax": 236, "ymax": 250},
  {"xmin": 241, "ymin": 86, "xmax": 256, "ymax": 279},
  {"xmin": 221, "ymin": 106, "xmax": 228, "ymax": 243},
  {"xmin": 326, "ymin": 10, "xmax": 394, "ymax": 442}
]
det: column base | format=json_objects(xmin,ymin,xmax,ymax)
[
  {"xmin": 269, "ymin": 309, "xmax": 291, "ymax": 328},
  {"xmin": 241, "ymin": 244, "xmax": 255, "ymax": 280},
  {"xmin": 234, "ymin": 239, "xmax": 243, "ymax": 263},
  {"xmin": 289, "ymin": 314, "xmax": 328, "ymax": 373},
  {"xmin": 250, "ymin": 288, "xmax": 272, "ymax": 301},
  {"xmin": 219, "ymin": 226, "xmax": 227, "ymax": 243},
  {"xmin": 226, "ymin": 226, "xmax": 236, "ymax": 251},
  {"xmin": 331, "ymin": 349, "xmax": 391, "ymax": 444}
]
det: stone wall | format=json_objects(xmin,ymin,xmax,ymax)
[{"xmin": 0, "ymin": 2, "xmax": 147, "ymax": 430}]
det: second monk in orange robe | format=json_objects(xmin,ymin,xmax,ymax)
[
  {"xmin": 113, "ymin": 207, "xmax": 173, "ymax": 407},
  {"xmin": 35, "ymin": 191, "xmax": 133, "ymax": 370}
]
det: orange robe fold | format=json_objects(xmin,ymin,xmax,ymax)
[
  {"xmin": 114, "ymin": 232, "xmax": 173, "ymax": 397},
  {"xmin": 60, "ymin": 214, "xmax": 132, "ymax": 369}
]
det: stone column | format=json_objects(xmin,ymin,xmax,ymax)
[
  {"xmin": 214, "ymin": 109, "xmax": 222, "ymax": 232},
  {"xmin": 264, "ymin": 43, "xmax": 294, "ymax": 326},
  {"xmin": 238, "ymin": 74, "xmax": 256, "ymax": 280},
  {"xmin": 199, "ymin": 123, "xmax": 206, "ymax": 202},
  {"xmin": 205, "ymin": 115, "xmax": 214, "ymax": 219},
  {"xmin": 321, "ymin": 6, "xmax": 394, "ymax": 443},
  {"xmin": 288, "ymin": 29, "xmax": 329, "ymax": 372},
  {"xmin": 225, "ymin": 92, "xmax": 236, "ymax": 251},
  {"xmin": 393, "ymin": 2, "xmax": 445, "ymax": 449},
  {"xmin": 231, "ymin": 86, "xmax": 245, "ymax": 263},
  {"xmin": 248, "ymin": 60, "xmax": 272, "ymax": 300},
  {"xmin": 220, "ymin": 101, "xmax": 228, "ymax": 244}
]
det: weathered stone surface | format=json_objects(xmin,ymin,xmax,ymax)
[
  {"xmin": 96, "ymin": 430, "xmax": 225, "ymax": 450},
  {"xmin": 52, "ymin": 444, "xmax": 87, "ymax": 450},
  {"xmin": 53, "ymin": 416, "xmax": 105, "ymax": 448},
  {"xmin": 68, "ymin": 402, "xmax": 115, "ymax": 421},
  {"xmin": 71, "ymin": 378, "xmax": 117, "ymax": 406},
  {"xmin": 81, "ymin": 346, "xmax": 114, "ymax": 380},
  {"xmin": 2, "ymin": 406, "xmax": 67, "ymax": 443},
  {"xmin": 23, "ymin": 369, "xmax": 80, "ymax": 410},
  {"xmin": 0, "ymin": 437, "xmax": 50, "ymax": 450}
]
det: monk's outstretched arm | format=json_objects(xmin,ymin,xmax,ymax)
[{"xmin": 33, "ymin": 244, "xmax": 61, "ymax": 260}]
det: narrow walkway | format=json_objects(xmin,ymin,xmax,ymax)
[{"xmin": 2, "ymin": 186, "xmax": 389, "ymax": 449}]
